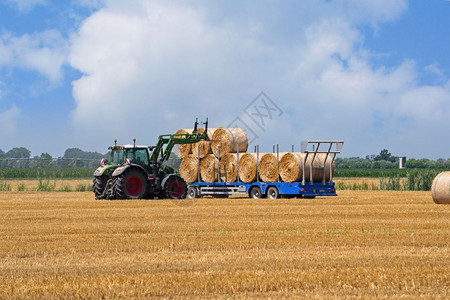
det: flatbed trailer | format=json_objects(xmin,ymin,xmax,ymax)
[
  {"xmin": 187, "ymin": 181, "xmax": 337, "ymax": 199},
  {"xmin": 186, "ymin": 140, "xmax": 344, "ymax": 199}
]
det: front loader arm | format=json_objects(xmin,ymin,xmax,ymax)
[{"xmin": 149, "ymin": 130, "xmax": 209, "ymax": 166}]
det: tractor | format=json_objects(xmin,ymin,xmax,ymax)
[{"xmin": 93, "ymin": 119, "xmax": 209, "ymax": 200}]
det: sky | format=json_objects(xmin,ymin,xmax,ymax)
[{"xmin": 0, "ymin": 0, "xmax": 449, "ymax": 159}]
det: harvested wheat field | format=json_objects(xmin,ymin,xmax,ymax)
[{"xmin": 0, "ymin": 191, "xmax": 448, "ymax": 299}]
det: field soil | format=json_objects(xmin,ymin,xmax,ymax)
[
  {"xmin": 3, "ymin": 179, "xmax": 92, "ymax": 191},
  {"xmin": 0, "ymin": 190, "xmax": 448, "ymax": 298}
]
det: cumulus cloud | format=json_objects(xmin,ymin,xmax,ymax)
[
  {"xmin": 0, "ymin": 30, "xmax": 69, "ymax": 82},
  {"xmin": 69, "ymin": 0, "xmax": 450, "ymax": 158}
]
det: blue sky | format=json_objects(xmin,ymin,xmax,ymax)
[{"xmin": 0, "ymin": 0, "xmax": 449, "ymax": 159}]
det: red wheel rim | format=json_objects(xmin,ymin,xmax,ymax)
[
  {"xmin": 126, "ymin": 176, "xmax": 143, "ymax": 196},
  {"xmin": 169, "ymin": 181, "xmax": 183, "ymax": 198}
]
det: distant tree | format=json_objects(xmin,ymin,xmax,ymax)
[
  {"xmin": 38, "ymin": 153, "xmax": 53, "ymax": 168},
  {"xmin": 0, "ymin": 149, "xmax": 4, "ymax": 158},
  {"xmin": 374, "ymin": 149, "xmax": 396, "ymax": 163},
  {"xmin": 5, "ymin": 147, "xmax": 31, "ymax": 159}
]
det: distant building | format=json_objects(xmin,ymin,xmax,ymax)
[{"xmin": 398, "ymin": 156, "xmax": 406, "ymax": 169}]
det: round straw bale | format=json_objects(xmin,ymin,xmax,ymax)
[
  {"xmin": 176, "ymin": 128, "xmax": 193, "ymax": 158},
  {"xmin": 279, "ymin": 153, "xmax": 308, "ymax": 183},
  {"xmin": 211, "ymin": 127, "xmax": 248, "ymax": 157},
  {"xmin": 431, "ymin": 172, "xmax": 450, "ymax": 204},
  {"xmin": 220, "ymin": 153, "xmax": 239, "ymax": 182},
  {"xmin": 179, "ymin": 154, "xmax": 198, "ymax": 183},
  {"xmin": 258, "ymin": 153, "xmax": 288, "ymax": 182},
  {"xmin": 200, "ymin": 154, "xmax": 219, "ymax": 182},
  {"xmin": 238, "ymin": 153, "xmax": 266, "ymax": 183},
  {"xmin": 279, "ymin": 153, "xmax": 334, "ymax": 182},
  {"xmin": 192, "ymin": 128, "xmax": 218, "ymax": 159}
]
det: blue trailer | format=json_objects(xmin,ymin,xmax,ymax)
[{"xmin": 186, "ymin": 141, "xmax": 344, "ymax": 199}]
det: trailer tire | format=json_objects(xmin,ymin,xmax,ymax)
[
  {"xmin": 267, "ymin": 186, "xmax": 279, "ymax": 199},
  {"xmin": 187, "ymin": 186, "xmax": 199, "ymax": 199},
  {"xmin": 249, "ymin": 186, "xmax": 262, "ymax": 199}
]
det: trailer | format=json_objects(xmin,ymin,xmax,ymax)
[{"xmin": 186, "ymin": 140, "xmax": 344, "ymax": 199}]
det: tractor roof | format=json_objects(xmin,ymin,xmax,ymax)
[{"xmin": 109, "ymin": 145, "xmax": 149, "ymax": 150}]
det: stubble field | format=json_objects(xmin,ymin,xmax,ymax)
[{"xmin": 0, "ymin": 190, "xmax": 448, "ymax": 299}]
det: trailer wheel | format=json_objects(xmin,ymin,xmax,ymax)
[
  {"xmin": 267, "ymin": 186, "xmax": 279, "ymax": 199},
  {"xmin": 249, "ymin": 186, "xmax": 262, "ymax": 199},
  {"xmin": 187, "ymin": 186, "xmax": 199, "ymax": 199}
]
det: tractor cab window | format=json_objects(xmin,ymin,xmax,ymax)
[
  {"xmin": 127, "ymin": 149, "xmax": 150, "ymax": 167},
  {"xmin": 111, "ymin": 149, "xmax": 125, "ymax": 165}
]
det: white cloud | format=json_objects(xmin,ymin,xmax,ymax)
[
  {"xmin": 0, "ymin": 106, "xmax": 20, "ymax": 137},
  {"xmin": 0, "ymin": 30, "xmax": 68, "ymax": 82},
  {"xmin": 69, "ymin": 0, "xmax": 450, "ymax": 158}
]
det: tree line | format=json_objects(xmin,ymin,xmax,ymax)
[
  {"xmin": 336, "ymin": 149, "xmax": 450, "ymax": 169},
  {"xmin": 0, "ymin": 147, "xmax": 449, "ymax": 169},
  {"xmin": 0, "ymin": 147, "xmax": 106, "ymax": 169}
]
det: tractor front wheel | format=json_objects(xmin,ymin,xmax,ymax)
[
  {"xmin": 114, "ymin": 168, "xmax": 148, "ymax": 199},
  {"xmin": 93, "ymin": 175, "xmax": 108, "ymax": 199}
]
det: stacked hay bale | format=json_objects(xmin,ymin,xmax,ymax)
[
  {"xmin": 175, "ymin": 128, "xmax": 193, "ymax": 158},
  {"xmin": 431, "ymin": 172, "xmax": 450, "ymax": 204},
  {"xmin": 192, "ymin": 128, "xmax": 218, "ymax": 159},
  {"xmin": 238, "ymin": 153, "xmax": 265, "ymax": 183},
  {"xmin": 211, "ymin": 127, "xmax": 248, "ymax": 156},
  {"xmin": 179, "ymin": 154, "xmax": 198, "ymax": 183},
  {"xmin": 258, "ymin": 153, "xmax": 288, "ymax": 182},
  {"xmin": 179, "ymin": 125, "xmax": 337, "ymax": 185},
  {"xmin": 200, "ymin": 154, "xmax": 219, "ymax": 182},
  {"xmin": 180, "ymin": 126, "xmax": 249, "ymax": 184},
  {"xmin": 219, "ymin": 153, "xmax": 239, "ymax": 182},
  {"xmin": 279, "ymin": 153, "xmax": 334, "ymax": 182}
]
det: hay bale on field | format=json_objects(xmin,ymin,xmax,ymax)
[
  {"xmin": 192, "ymin": 128, "xmax": 218, "ymax": 159},
  {"xmin": 279, "ymin": 152, "xmax": 334, "ymax": 182},
  {"xmin": 175, "ymin": 128, "xmax": 193, "ymax": 158},
  {"xmin": 258, "ymin": 153, "xmax": 287, "ymax": 182},
  {"xmin": 200, "ymin": 154, "xmax": 219, "ymax": 182},
  {"xmin": 220, "ymin": 153, "xmax": 239, "ymax": 182},
  {"xmin": 238, "ymin": 153, "xmax": 266, "ymax": 183},
  {"xmin": 431, "ymin": 172, "xmax": 450, "ymax": 204},
  {"xmin": 179, "ymin": 154, "xmax": 198, "ymax": 183},
  {"xmin": 211, "ymin": 127, "xmax": 248, "ymax": 157}
]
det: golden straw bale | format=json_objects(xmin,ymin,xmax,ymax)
[
  {"xmin": 258, "ymin": 153, "xmax": 287, "ymax": 182},
  {"xmin": 175, "ymin": 128, "xmax": 193, "ymax": 158},
  {"xmin": 200, "ymin": 154, "xmax": 219, "ymax": 182},
  {"xmin": 431, "ymin": 172, "xmax": 450, "ymax": 204},
  {"xmin": 219, "ymin": 153, "xmax": 239, "ymax": 182},
  {"xmin": 238, "ymin": 153, "xmax": 266, "ymax": 183},
  {"xmin": 211, "ymin": 127, "xmax": 248, "ymax": 157},
  {"xmin": 279, "ymin": 152, "xmax": 334, "ymax": 182},
  {"xmin": 179, "ymin": 154, "xmax": 198, "ymax": 183},
  {"xmin": 192, "ymin": 128, "xmax": 218, "ymax": 159}
]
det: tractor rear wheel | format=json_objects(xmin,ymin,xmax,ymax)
[
  {"xmin": 114, "ymin": 168, "xmax": 148, "ymax": 199},
  {"xmin": 93, "ymin": 175, "xmax": 108, "ymax": 199},
  {"xmin": 163, "ymin": 176, "xmax": 187, "ymax": 199}
]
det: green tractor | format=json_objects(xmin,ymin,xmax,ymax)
[{"xmin": 93, "ymin": 120, "xmax": 209, "ymax": 200}]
